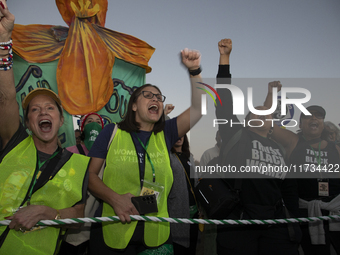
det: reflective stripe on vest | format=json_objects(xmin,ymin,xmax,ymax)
[
  {"xmin": 0, "ymin": 136, "xmax": 89, "ymax": 254},
  {"xmin": 102, "ymin": 129, "xmax": 173, "ymax": 249}
]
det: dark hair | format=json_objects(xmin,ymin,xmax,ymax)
[
  {"xmin": 79, "ymin": 131, "xmax": 85, "ymax": 141},
  {"xmin": 118, "ymin": 84, "xmax": 165, "ymax": 134},
  {"xmin": 171, "ymin": 134, "xmax": 190, "ymax": 158},
  {"xmin": 24, "ymin": 100, "xmax": 63, "ymax": 127}
]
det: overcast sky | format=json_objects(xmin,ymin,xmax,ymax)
[{"xmin": 8, "ymin": 0, "xmax": 340, "ymax": 160}]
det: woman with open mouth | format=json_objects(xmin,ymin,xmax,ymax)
[
  {"xmin": 265, "ymin": 84, "xmax": 340, "ymax": 255},
  {"xmin": 0, "ymin": 3, "xmax": 90, "ymax": 254},
  {"xmin": 87, "ymin": 48, "xmax": 205, "ymax": 254}
]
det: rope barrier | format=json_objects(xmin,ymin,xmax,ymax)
[{"xmin": 1, "ymin": 215, "xmax": 340, "ymax": 227}]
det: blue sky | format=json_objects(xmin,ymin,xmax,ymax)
[{"xmin": 8, "ymin": 0, "xmax": 340, "ymax": 159}]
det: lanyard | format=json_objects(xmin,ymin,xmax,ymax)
[
  {"xmin": 27, "ymin": 148, "xmax": 60, "ymax": 205},
  {"xmin": 134, "ymin": 133, "xmax": 156, "ymax": 182},
  {"xmin": 309, "ymin": 142, "xmax": 321, "ymax": 166}
]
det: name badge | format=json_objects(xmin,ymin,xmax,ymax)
[{"xmin": 318, "ymin": 180, "xmax": 329, "ymax": 197}]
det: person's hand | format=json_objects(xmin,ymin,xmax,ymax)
[
  {"xmin": 0, "ymin": 0, "xmax": 4, "ymax": 19},
  {"xmin": 0, "ymin": 0, "xmax": 15, "ymax": 42},
  {"xmin": 164, "ymin": 104, "xmax": 175, "ymax": 115},
  {"xmin": 110, "ymin": 193, "xmax": 139, "ymax": 223},
  {"xmin": 5, "ymin": 205, "xmax": 56, "ymax": 232},
  {"xmin": 268, "ymin": 81, "xmax": 282, "ymax": 94},
  {"xmin": 181, "ymin": 48, "xmax": 201, "ymax": 71},
  {"xmin": 218, "ymin": 38, "xmax": 232, "ymax": 55}
]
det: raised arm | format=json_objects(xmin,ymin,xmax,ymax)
[
  {"xmin": 215, "ymin": 39, "xmax": 240, "ymax": 144},
  {"xmin": 177, "ymin": 48, "xmax": 204, "ymax": 138},
  {"xmin": 164, "ymin": 103, "xmax": 175, "ymax": 116},
  {"xmin": 263, "ymin": 81, "xmax": 282, "ymax": 109},
  {"xmin": 218, "ymin": 38, "xmax": 232, "ymax": 65},
  {"xmin": 265, "ymin": 81, "xmax": 299, "ymax": 158},
  {"xmin": 0, "ymin": 2, "xmax": 18, "ymax": 149}
]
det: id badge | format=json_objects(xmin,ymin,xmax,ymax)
[
  {"xmin": 140, "ymin": 186, "xmax": 160, "ymax": 201},
  {"xmin": 318, "ymin": 180, "xmax": 329, "ymax": 197},
  {"xmin": 140, "ymin": 180, "xmax": 164, "ymax": 204}
]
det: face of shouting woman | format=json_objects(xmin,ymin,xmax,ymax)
[
  {"xmin": 26, "ymin": 95, "xmax": 64, "ymax": 146},
  {"xmin": 132, "ymin": 86, "xmax": 165, "ymax": 131},
  {"xmin": 299, "ymin": 110, "xmax": 325, "ymax": 140}
]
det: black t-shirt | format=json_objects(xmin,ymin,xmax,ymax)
[
  {"xmin": 216, "ymin": 65, "xmax": 299, "ymax": 218},
  {"xmin": 223, "ymin": 130, "xmax": 287, "ymax": 203},
  {"xmin": 290, "ymin": 136, "xmax": 340, "ymax": 200}
]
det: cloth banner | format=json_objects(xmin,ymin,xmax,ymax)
[{"xmin": 13, "ymin": 55, "xmax": 145, "ymax": 148}]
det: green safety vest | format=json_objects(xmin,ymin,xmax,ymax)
[
  {"xmin": 0, "ymin": 136, "xmax": 89, "ymax": 255},
  {"xmin": 102, "ymin": 129, "xmax": 173, "ymax": 249}
]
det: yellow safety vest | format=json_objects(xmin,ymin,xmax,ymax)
[
  {"xmin": 102, "ymin": 129, "xmax": 173, "ymax": 249},
  {"xmin": 0, "ymin": 136, "xmax": 89, "ymax": 255}
]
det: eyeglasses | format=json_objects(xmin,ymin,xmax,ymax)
[
  {"xmin": 140, "ymin": 91, "xmax": 166, "ymax": 102},
  {"xmin": 301, "ymin": 112, "xmax": 324, "ymax": 120}
]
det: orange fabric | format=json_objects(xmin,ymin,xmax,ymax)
[
  {"xmin": 57, "ymin": 17, "xmax": 114, "ymax": 114},
  {"xmin": 56, "ymin": 0, "xmax": 108, "ymax": 27},
  {"xmin": 12, "ymin": 0, "xmax": 155, "ymax": 114},
  {"xmin": 12, "ymin": 24, "xmax": 65, "ymax": 63},
  {"xmin": 93, "ymin": 25, "xmax": 155, "ymax": 73}
]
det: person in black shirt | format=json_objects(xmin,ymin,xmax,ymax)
[
  {"xmin": 265, "ymin": 82, "xmax": 340, "ymax": 255},
  {"xmin": 215, "ymin": 38, "xmax": 299, "ymax": 255}
]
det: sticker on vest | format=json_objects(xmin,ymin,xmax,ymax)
[
  {"xmin": 64, "ymin": 179, "xmax": 72, "ymax": 191},
  {"xmin": 1, "ymin": 171, "xmax": 30, "ymax": 215},
  {"xmin": 58, "ymin": 169, "xmax": 67, "ymax": 178}
]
